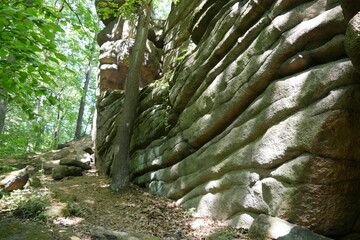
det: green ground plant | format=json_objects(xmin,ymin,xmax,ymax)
[
  {"xmin": 0, "ymin": 165, "xmax": 18, "ymax": 174},
  {"xmin": 13, "ymin": 193, "xmax": 50, "ymax": 223},
  {"xmin": 1, "ymin": 189, "xmax": 51, "ymax": 223},
  {"xmin": 67, "ymin": 201, "xmax": 84, "ymax": 217}
]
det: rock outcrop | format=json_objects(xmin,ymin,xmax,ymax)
[
  {"xmin": 0, "ymin": 166, "xmax": 33, "ymax": 191},
  {"xmin": 95, "ymin": 0, "xmax": 360, "ymax": 238},
  {"xmin": 52, "ymin": 165, "xmax": 83, "ymax": 180},
  {"xmin": 248, "ymin": 214, "xmax": 332, "ymax": 240},
  {"xmin": 345, "ymin": 12, "xmax": 360, "ymax": 73}
]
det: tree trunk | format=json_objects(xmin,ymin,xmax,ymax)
[
  {"xmin": 110, "ymin": 2, "xmax": 152, "ymax": 192},
  {"xmin": 0, "ymin": 96, "xmax": 7, "ymax": 135},
  {"xmin": 74, "ymin": 47, "xmax": 95, "ymax": 140},
  {"xmin": 26, "ymin": 98, "xmax": 40, "ymax": 152},
  {"xmin": 83, "ymin": 104, "xmax": 95, "ymax": 135},
  {"xmin": 54, "ymin": 112, "xmax": 66, "ymax": 148}
]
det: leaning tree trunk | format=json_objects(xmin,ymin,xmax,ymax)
[
  {"xmin": 74, "ymin": 45, "xmax": 95, "ymax": 140},
  {"xmin": 110, "ymin": 1, "xmax": 153, "ymax": 192}
]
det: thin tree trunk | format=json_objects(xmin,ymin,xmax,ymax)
[
  {"xmin": 110, "ymin": 1, "xmax": 153, "ymax": 192},
  {"xmin": 26, "ymin": 98, "xmax": 40, "ymax": 152},
  {"xmin": 54, "ymin": 111, "xmax": 66, "ymax": 148},
  {"xmin": 83, "ymin": 104, "xmax": 95, "ymax": 135},
  {"xmin": 0, "ymin": 97, "xmax": 7, "ymax": 134},
  {"xmin": 74, "ymin": 46, "xmax": 95, "ymax": 140}
]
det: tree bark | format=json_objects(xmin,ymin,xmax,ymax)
[
  {"xmin": 54, "ymin": 112, "xmax": 66, "ymax": 148},
  {"xmin": 74, "ymin": 46, "xmax": 95, "ymax": 140},
  {"xmin": 110, "ymin": 1, "xmax": 152, "ymax": 192},
  {"xmin": 0, "ymin": 96, "xmax": 7, "ymax": 135},
  {"xmin": 26, "ymin": 98, "xmax": 40, "ymax": 152}
]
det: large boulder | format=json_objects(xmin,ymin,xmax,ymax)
[
  {"xmin": 59, "ymin": 159, "xmax": 91, "ymax": 170},
  {"xmin": 248, "ymin": 215, "xmax": 332, "ymax": 240},
  {"xmin": 345, "ymin": 12, "xmax": 360, "ymax": 73},
  {"xmin": 0, "ymin": 166, "xmax": 33, "ymax": 191},
  {"xmin": 52, "ymin": 166, "xmax": 83, "ymax": 180},
  {"xmin": 52, "ymin": 166, "xmax": 69, "ymax": 180}
]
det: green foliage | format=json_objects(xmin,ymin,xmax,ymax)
[
  {"xmin": 0, "ymin": 0, "xmax": 66, "ymax": 117},
  {"xmin": 97, "ymin": 0, "xmax": 175, "ymax": 21},
  {"xmin": 67, "ymin": 201, "xmax": 84, "ymax": 217},
  {"xmin": 183, "ymin": 207, "xmax": 196, "ymax": 215},
  {"xmin": 13, "ymin": 198, "xmax": 49, "ymax": 223},
  {"xmin": 97, "ymin": 0, "xmax": 150, "ymax": 20},
  {"xmin": 0, "ymin": 0, "xmax": 100, "ymax": 156},
  {"xmin": 54, "ymin": 192, "xmax": 77, "ymax": 202},
  {"xmin": 3, "ymin": 189, "xmax": 51, "ymax": 223},
  {"xmin": 0, "ymin": 165, "xmax": 18, "ymax": 174},
  {"xmin": 0, "ymin": 190, "xmax": 10, "ymax": 200}
]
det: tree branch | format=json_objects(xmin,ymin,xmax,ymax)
[{"xmin": 60, "ymin": 0, "xmax": 92, "ymax": 39}]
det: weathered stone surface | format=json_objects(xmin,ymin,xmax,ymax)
[
  {"xmin": 95, "ymin": 0, "xmax": 360, "ymax": 238},
  {"xmin": 97, "ymin": 18, "xmax": 137, "ymax": 46},
  {"xmin": 52, "ymin": 166, "xmax": 69, "ymax": 180},
  {"xmin": 60, "ymin": 159, "xmax": 91, "ymax": 170},
  {"xmin": 91, "ymin": 226, "xmax": 163, "ymax": 240},
  {"xmin": 248, "ymin": 214, "xmax": 332, "ymax": 240},
  {"xmin": 67, "ymin": 166, "xmax": 83, "ymax": 177},
  {"xmin": 339, "ymin": 0, "xmax": 360, "ymax": 22},
  {"xmin": 0, "ymin": 166, "xmax": 33, "ymax": 191},
  {"xmin": 98, "ymin": 39, "xmax": 161, "ymax": 91},
  {"xmin": 52, "ymin": 166, "xmax": 83, "ymax": 180},
  {"xmin": 345, "ymin": 12, "xmax": 360, "ymax": 73}
]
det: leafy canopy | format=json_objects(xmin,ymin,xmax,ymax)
[
  {"xmin": 97, "ymin": 0, "xmax": 176, "ymax": 21},
  {"xmin": 0, "ymin": 0, "xmax": 67, "ymax": 118},
  {"xmin": 0, "ymin": 0, "xmax": 100, "ymax": 156}
]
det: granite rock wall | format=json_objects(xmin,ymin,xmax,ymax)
[{"xmin": 95, "ymin": 0, "xmax": 360, "ymax": 238}]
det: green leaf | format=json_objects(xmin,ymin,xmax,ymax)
[
  {"xmin": 26, "ymin": 8, "xmax": 37, "ymax": 16},
  {"xmin": 47, "ymin": 96, "xmax": 57, "ymax": 105},
  {"xmin": 40, "ymin": 73, "xmax": 53, "ymax": 84},
  {"xmin": 34, "ymin": 125, "xmax": 41, "ymax": 132},
  {"xmin": 47, "ymin": 56, "xmax": 59, "ymax": 64},
  {"xmin": 42, "ymin": 29, "xmax": 55, "ymax": 40},
  {"xmin": 54, "ymin": 53, "xmax": 67, "ymax": 62},
  {"xmin": 27, "ymin": 65, "xmax": 36, "ymax": 73},
  {"xmin": 38, "ymin": 64, "xmax": 47, "ymax": 71},
  {"xmin": 0, "ymin": 50, "xmax": 7, "ymax": 58},
  {"xmin": 19, "ymin": 72, "xmax": 27, "ymax": 83},
  {"xmin": 46, "ymin": 41, "xmax": 57, "ymax": 50},
  {"xmin": 48, "ymin": 22, "xmax": 65, "ymax": 32},
  {"xmin": 35, "ymin": 89, "xmax": 46, "ymax": 97},
  {"xmin": 0, "ymin": 191, "xmax": 10, "ymax": 199},
  {"xmin": 29, "ymin": 44, "xmax": 42, "ymax": 52},
  {"xmin": 73, "ymin": 25, "xmax": 81, "ymax": 30}
]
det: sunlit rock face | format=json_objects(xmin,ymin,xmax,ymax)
[
  {"xmin": 95, "ymin": 0, "xmax": 360, "ymax": 238},
  {"xmin": 346, "ymin": 12, "xmax": 360, "ymax": 74},
  {"xmin": 94, "ymin": 15, "xmax": 164, "ymax": 175}
]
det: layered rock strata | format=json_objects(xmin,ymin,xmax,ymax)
[{"xmin": 95, "ymin": 0, "xmax": 360, "ymax": 238}]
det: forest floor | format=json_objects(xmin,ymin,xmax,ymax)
[{"xmin": 0, "ymin": 170, "xmax": 250, "ymax": 239}]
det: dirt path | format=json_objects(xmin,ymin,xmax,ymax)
[{"xmin": 1, "ymin": 173, "xmax": 249, "ymax": 239}]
